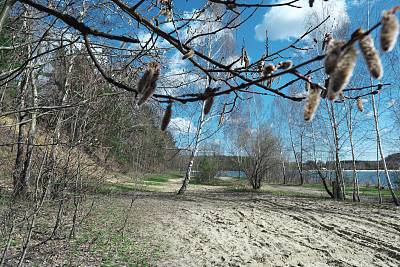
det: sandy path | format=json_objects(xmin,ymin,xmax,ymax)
[{"xmin": 133, "ymin": 183, "xmax": 400, "ymax": 267}]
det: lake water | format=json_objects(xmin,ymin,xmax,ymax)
[{"xmin": 217, "ymin": 170, "xmax": 400, "ymax": 187}]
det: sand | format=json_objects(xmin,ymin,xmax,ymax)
[{"xmin": 133, "ymin": 179, "xmax": 400, "ymax": 266}]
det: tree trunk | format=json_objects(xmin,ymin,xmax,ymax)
[
  {"xmin": 0, "ymin": 0, "xmax": 16, "ymax": 32},
  {"xmin": 376, "ymin": 141, "xmax": 382, "ymax": 204},
  {"xmin": 47, "ymin": 54, "xmax": 76, "ymax": 198},
  {"xmin": 13, "ymin": 74, "xmax": 29, "ymax": 198},
  {"xmin": 177, "ymin": 102, "xmax": 205, "ymax": 195},
  {"xmin": 343, "ymin": 99, "xmax": 360, "ymax": 202},
  {"xmin": 311, "ymin": 123, "xmax": 334, "ymax": 198},
  {"xmin": 18, "ymin": 70, "xmax": 38, "ymax": 196},
  {"xmin": 300, "ymin": 135, "xmax": 304, "ymax": 185},
  {"xmin": 288, "ymin": 114, "xmax": 303, "ymax": 185},
  {"xmin": 281, "ymin": 154, "xmax": 287, "ymax": 185},
  {"xmin": 371, "ymin": 90, "xmax": 399, "ymax": 205},
  {"xmin": 330, "ymin": 102, "xmax": 345, "ymax": 200}
]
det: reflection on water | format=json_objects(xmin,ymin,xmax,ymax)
[{"xmin": 215, "ymin": 170, "xmax": 400, "ymax": 186}]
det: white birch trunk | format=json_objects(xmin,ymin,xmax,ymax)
[
  {"xmin": 371, "ymin": 91, "xmax": 399, "ymax": 205},
  {"xmin": 177, "ymin": 101, "xmax": 205, "ymax": 195}
]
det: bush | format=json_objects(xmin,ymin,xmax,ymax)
[{"xmin": 195, "ymin": 157, "xmax": 217, "ymax": 184}]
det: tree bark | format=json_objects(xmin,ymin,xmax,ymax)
[
  {"xmin": 177, "ymin": 102, "xmax": 205, "ymax": 195},
  {"xmin": 13, "ymin": 74, "xmax": 29, "ymax": 198},
  {"xmin": 371, "ymin": 90, "xmax": 399, "ymax": 206},
  {"xmin": 0, "ymin": 0, "xmax": 16, "ymax": 32},
  {"xmin": 343, "ymin": 98, "xmax": 360, "ymax": 202},
  {"xmin": 329, "ymin": 102, "xmax": 345, "ymax": 200},
  {"xmin": 311, "ymin": 123, "xmax": 334, "ymax": 198},
  {"xmin": 287, "ymin": 114, "xmax": 303, "ymax": 185}
]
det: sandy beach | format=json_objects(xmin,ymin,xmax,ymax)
[{"xmin": 133, "ymin": 179, "xmax": 400, "ymax": 266}]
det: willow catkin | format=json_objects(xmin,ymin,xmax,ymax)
[
  {"xmin": 380, "ymin": 9, "xmax": 399, "ymax": 52},
  {"xmin": 204, "ymin": 97, "xmax": 214, "ymax": 115},
  {"xmin": 203, "ymin": 87, "xmax": 214, "ymax": 115},
  {"xmin": 137, "ymin": 62, "xmax": 160, "ymax": 106},
  {"xmin": 182, "ymin": 49, "xmax": 194, "ymax": 60},
  {"xmin": 161, "ymin": 104, "xmax": 172, "ymax": 131},
  {"xmin": 356, "ymin": 97, "xmax": 364, "ymax": 112},
  {"xmin": 303, "ymin": 86, "xmax": 320, "ymax": 121},
  {"xmin": 327, "ymin": 46, "xmax": 359, "ymax": 101},
  {"xmin": 359, "ymin": 33, "xmax": 383, "ymax": 79},
  {"xmin": 324, "ymin": 39, "xmax": 345, "ymax": 75},
  {"xmin": 281, "ymin": 60, "xmax": 293, "ymax": 70},
  {"xmin": 263, "ymin": 63, "xmax": 275, "ymax": 76},
  {"xmin": 137, "ymin": 68, "xmax": 153, "ymax": 93}
]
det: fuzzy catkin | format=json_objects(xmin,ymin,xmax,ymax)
[
  {"xmin": 359, "ymin": 34, "xmax": 383, "ymax": 79},
  {"xmin": 161, "ymin": 104, "xmax": 172, "ymax": 131},
  {"xmin": 303, "ymin": 86, "xmax": 320, "ymax": 121},
  {"xmin": 137, "ymin": 68, "xmax": 153, "ymax": 93},
  {"xmin": 263, "ymin": 63, "xmax": 275, "ymax": 76},
  {"xmin": 325, "ymin": 39, "xmax": 345, "ymax": 75},
  {"xmin": 203, "ymin": 87, "xmax": 214, "ymax": 115},
  {"xmin": 380, "ymin": 10, "xmax": 399, "ymax": 52},
  {"xmin": 356, "ymin": 97, "xmax": 364, "ymax": 112},
  {"xmin": 328, "ymin": 46, "xmax": 358, "ymax": 102},
  {"xmin": 137, "ymin": 62, "xmax": 160, "ymax": 106},
  {"xmin": 281, "ymin": 60, "xmax": 293, "ymax": 70},
  {"xmin": 204, "ymin": 97, "xmax": 214, "ymax": 115}
]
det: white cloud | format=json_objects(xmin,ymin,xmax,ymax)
[
  {"xmin": 160, "ymin": 22, "xmax": 175, "ymax": 32},
  {"xmin": 170, "ymin": 117, "xmax": 196, "ymax": 134},
  {"xmin": 388, "ymin": 99, "xmax": 396, "ymax": 107},
  {"xmin": 254, "ymin": 0, "xmax": 349, "ymax": 41}
]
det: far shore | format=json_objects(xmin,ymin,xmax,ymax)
[{"xmin": 309, "ymin": 169, "xmax": 399, "ymax": 172}]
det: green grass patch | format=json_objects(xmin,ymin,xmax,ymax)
[
  {"xmin": 189, "ymin": 177, "xmax": 234, "ymax": 187},
  {"xmin": 145, "ymin": 172, "xmax": 183, "ymax": 183}
]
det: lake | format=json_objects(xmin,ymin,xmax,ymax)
[{"xmin": 217, "ymin": 170, "xmax": 400, "ymax": 187}]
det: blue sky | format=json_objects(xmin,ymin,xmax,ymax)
[{"xmin": 166, "ymin": 0, "xmax": 400, "ymax": 161}]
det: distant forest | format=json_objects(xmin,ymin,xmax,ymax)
[{"xmin": 194, "ymin": 153, "xmax": 400, "ymax": 172}]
